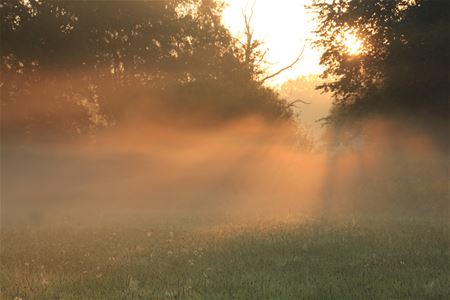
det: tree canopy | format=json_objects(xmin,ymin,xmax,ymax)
[
  {"xmin": 310, "ymin": 0, "xmax": 449, "ymax": 147},
  {"xmin": 1, "ymin": 0, "xmax": 294, "ymax": 141}
]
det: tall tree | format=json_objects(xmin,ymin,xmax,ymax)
[
  {"xmin": 1, "ymin": 0, "xmax": 295, "ymax": 141},
  {"xmin": 310, "ymin": 0, "xmax": 449, "ymax": 147}
]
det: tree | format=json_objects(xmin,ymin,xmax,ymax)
[
  {"xmin": 309, "ymin": 0, "xmax": 449, "ymax": 148},
  {"xmin": 1, "ymin": 0, "xmax": 295, "ymax": 142}
]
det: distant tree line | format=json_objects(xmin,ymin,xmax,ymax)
[{"xmin": 1, "ymin": 0, "xmax": 294, "ymax": 141}]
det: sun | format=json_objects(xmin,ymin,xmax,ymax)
[
  {"xmin": 342, "ymin": 32, "xmax": 363, "ymax": 55},
  {"xmin": 222, "ymin": 0, "xmax": 323, "ymax": 84}
]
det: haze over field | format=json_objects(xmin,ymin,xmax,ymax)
[
  {"xmin": 3, "ymin": 115, "xmax": 447, "ymax": 226},
  {"xmin": 1, "ymin": 0, "xmax": 448, "ymax": 299}
]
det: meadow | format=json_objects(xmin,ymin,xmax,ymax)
[
  {"xmin": 2, "ymin": 1, "xmax": 449, "ymax": 299},
  {"xmin": 1, "ymin": 212, "xmax": 448, "ymax": 299}
]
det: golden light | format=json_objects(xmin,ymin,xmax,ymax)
[
  {"xmin": 342, "ymin": 32, "xmax": 363, "ymax": 56},
  {"xmin": 222, "ymin": 0, "xmax": 323, "ymax": 85}
]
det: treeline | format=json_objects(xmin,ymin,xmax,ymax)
[{"xmin": 1, "ymin": 0, "xmax": 293, "ymax": 142}]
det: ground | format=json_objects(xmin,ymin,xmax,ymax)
[{"xmin": 1, "ymin": 213, "xmax": 448, "ymax": 299}]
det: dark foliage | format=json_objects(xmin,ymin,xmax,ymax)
[
  {"xmin": 1, "ymin": 0, "xmax": 293, "ymax": 141},
  {"xmin": 310, "ymin": 0, "xmax": 449, "ymax": 148}
]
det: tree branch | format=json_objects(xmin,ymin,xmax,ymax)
[
  {"xmin": 261, "ymin": 43, "xmax": 306, "ymax": 82},
  {"xmin": 242, "ymin": 3, "xmax": 256, "ymax": 64},
  {"xmin": 286, "ymin": 99, "xmax": 311, "ymax": 108}
]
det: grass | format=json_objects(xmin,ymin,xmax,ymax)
[{"xmin": 1, "ymin": 213, "xmax": 449, "ymax": 299}]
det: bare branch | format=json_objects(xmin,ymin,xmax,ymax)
[
  {"xmin": 315, "ymin": 116, "xmax": 331, "ymax": 123},
  {"xmin": 241, "ymin": 3, "xmax": 256, "ymax": 64},
  {"xmin": 261, "ymin": 43, "xmax": 306, "ymax": 82},
  {"xmin": 256, "ymin": 48, "xmax": 269, "ymax": 65},
  {"xmin": 286, "ymin": 99, "xmax": 311, "ymax": 108}
]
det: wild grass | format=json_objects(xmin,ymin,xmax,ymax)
[{"xmin": 1, "ymin": 213, "xmax": 448, "ymax": 299}]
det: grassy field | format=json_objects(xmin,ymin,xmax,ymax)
[{"xmin": 1, "ymin": 213, "xmax": 449, "ymax": 299}]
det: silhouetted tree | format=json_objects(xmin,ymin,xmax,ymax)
[
  {"xmin": 310, "ymin": 0, "xmax": 449, "ymax": 148},
  {"xmin": 1, "ymin": 0, "xmax": 295, "ymax": 142}
]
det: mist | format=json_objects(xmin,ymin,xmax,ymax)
[
  {"xmin": 1, "ymin": 1, "xmax": 449, "ymax": 298},
  {"xmin": 3, "ymin": 114, "xmax": 447, "ymax": 228}
]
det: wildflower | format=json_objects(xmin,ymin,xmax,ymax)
[
  {"xmin": 165, "ymin": 291, "xmax": 175, "ymax": 297},
  {"xmin": 426, "ymin": 279, "xmax": 438, "ymax": 289},
  {"xmin": 129, "ymin": 276, "xmax": 139, "ymax": 291},
  {"xmin": 41, "ymin": 277, "xmax": 49, "ymax": 286}
]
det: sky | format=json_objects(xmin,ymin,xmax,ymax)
[{"xmin": 222, "ymin": 0, "xmax": 323, "ymax": 85}]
